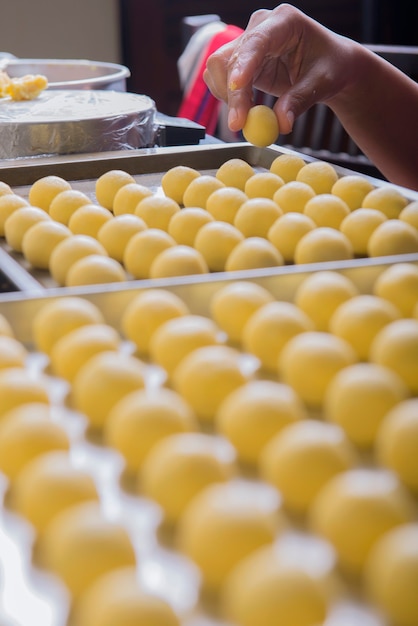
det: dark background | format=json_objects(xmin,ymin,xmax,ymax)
[{"xmin": 119, "ymin": 0, "xmax": 418, "ymax": 116}]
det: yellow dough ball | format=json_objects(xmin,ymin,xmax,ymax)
[
  {"xmin": 294, "ymin": 270, "xmax": 359, "ymax": 332},
  {"xmin": 0, "ymin": 313, "xmax": 14, "ymax": 338},
  {"xmin": 261, "ymin": 420, "xmax": 357, "ymax": 515},
  {"xmin": 242, "ymin": 105, "xmax": 279, "ymax": 147},
  {"xmin": 182, "ymin": 174, "xmax": 225, "ymax": 209},
  {"xmin": 324, "ymin": 362, "xmax": 409, "ymax": 449},
  {"xmin": 11, "ymin": 451, "xmax": 99, "ymax": 533},
  {"xmin": 370, "ymin": 319, "xmax": 418, "ymax": 394},
  {"xmin": 373, "ymin": 262, "xmax": 418, "ymax": 317},
  {"xmin": 329, "ymin": 294, "xmax": 401, "ymax": 361},
  {"xmin": 296, "ymin": 161, "xmax": 339, "ymax": 195},
  {"xmin": 123, "ymin": 228, "xmax": 176, "ymax": 279},
  {"xmin": 71, "ymin": 351, "xmax": 146, "ymax": 430},
  {"xmin": 48, "ymin": 189, "xmax": 91, "ymax": 224},
  {"xmin": 273, "ymin": 181, "xmax": 316, "ymax": 214},
  {"xmin": 0, "ymin": 194, "xmax": 25, "ymax": 240},
  {"xmin": 68, "ymin": 204, "xmax": 113, "ymax": 238},
  {"xmin": 112, "ymin": 182, "xmax": 153, "ymax": 216},
  {"xmin": 0, "ymin": 180, "xmax": 13, "ymax": 197},
  {"xmin": 234, "ymin": 197, "xmax": 283, "ymax": 238},
  {"xmin": 242, "ymin": 301, "xmax": 314, "ymax": 371},
  {"xmin": 149, "ymin": 244, "xmax": 209, "ymax": 279},
  {"xmin": 365, "ymin": 523, "xmax": 418, "ymax": 626},
  {"xmin": 216, "ymin": 380, "xmax": 307, "ymax": 466},
  {"xmin": 97, "ymin": 213, "xmax": 147, "ymax": 262},
  {"xmin": 4, "ymin": 206, "xmax": 51, "ymax": 253},
  {"xmin": 222, "ymin": 543, "xmax": 330, "ymax": 626},
  {"xmin": 28, "ymin": 175, "xmax": 71, "ymax": 212},
  {"xmin": 267, "ymin": 212, "xmax": 316, "ymax": 263},
  {"xmin": 331, "ymin": 174, "xmax": 375, "ymax": 211},
  {"xmin": 225, "ymin": 237, "xmax": 285, "ymax": 272},
  {"xmin": 340, "ymin": 207, "xmax": 388, "ymax": 256},
  {"xmin": 40, "ymin": 501, "xmax": 136, "ymax": 598},
  {"xmin": 135, "ymin": 195, "xmax": 180, "ymax": 231},
  {"xmin": 21, "ymin": 220, "xmax": 72, "ymax": 269},
  {"xmin": 149, "ymin": 314, "xmax": 223, "ymax": 376},
  {"xmin": 206, "ymin": 186, "xmax": 248, "ymax": 223},
  {"xmin": 216, "ymin": 158, "xmax": 255, "ymax": 191},
  {"xmin": 95, "ymin": 169, "xmax": 135, "ymax": 210},
  {"xmin": 210, "ymin": 280, "xmax": 275, "ymax": 344},
  {"xmin": 161, "ymin": 165, "xmax": 201, "ymax": 205},
  {"xmin": 294, "ymin": 227, "xmax": 354, "ymax": 265},
  {"xmin": 244, "ymin": 172, "xmax": 284, "ymax": 200},
  {"xmin": 303, "ymin": 193, "xmax": 350, "ymax": 229},
  {"xmin": 0, "ymin": 335, "xmax": 27, "ymax": 370},
  {"xmin": 172, "ymin": 344, "xmax": 256, "ymax": 423},
  {"xmin": 105, "ymin": 387, "xmax": 197, "ymax": 474},
  {"xmin": 367, "ymin": 219, "xmax": 418, "ymax": 257},
  {"xmin": 362, "ymin": 185, "xmax": 409, "ymax": 219},
  {"xmin": 74, "ymin": 566, "xmax": 181, "ymax": 626},
  {"xmin": 376, "ymin": 399, "xmax": 418, "ymax": 493},
  {"xmin": 399, "ymin": 200, "xmax": 418, "ymax": 230},
  {"xmin": 310, "ymin": 468, "xmax": 415, "ymax": 576},
  {"xmin": 0, "ymin": 403, "xmax": 70, "ymax": 481},
  {"xmin": 141, "ymin": 432, "xmax": 236, "ymax": 524},
  {"xmin": 269, "ymin": 153, "xmax": 306, "ymax": 183},
  {"xmin": 32, "ymin": 297, "xmax": 105, "ymax": 355},
  {"xmin": 66, "ymin": 254, "xmax": 127, "ymax": 286},
  {"xmin": 167, "ymin": 207, "xmax": 214, "ymax": 246},
  {"xmin": 49, "ymin": 323, "xmax": 121, "ymax": 382},
  {"xmin": 178, "ymin": 481, "xmax": 280, "ymax": 590},
  {"xmin": 49, "ymin": 234, "xmax": 108, "ymax": 286},
  {"xmin": 0, "ymin": 368, "xmax": 50, "ymax": 420},
  {"xmin": 121, "ymin": 289, "xmax": 189, "ymax": 355},
  {"xmin": 0, "ymin": 194, "xmax": 30, "ymax": 236},
  {"xmin": 278, "ymin": 331, "xmax": 357, "ymax": 408},
  {"xmin": 194, "ymin": 221, "xmax": 244, "ymax": 272}
]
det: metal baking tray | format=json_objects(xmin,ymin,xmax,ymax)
[
  {"xmin": 1, "ymin": 252, "xmax": 417, "ymax": 344},
  {"xmin": 1, "ymin": 142, "xmax": 417, "ymax": 297},
  {"xmin": 2, "ymin": 258, "xmax": 416, "ymax": 626}
]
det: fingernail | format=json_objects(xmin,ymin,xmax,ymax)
[
  {"xmin": 228, "ymin": 107, "xmax": 238, "ymax": 128},
  {"xmin": 287, "ymin": 110, "xmax": 295, "ymax": 128},
  {"xmin": 229, "ymin": 69, "xmax": 240, "ymax": 91}
]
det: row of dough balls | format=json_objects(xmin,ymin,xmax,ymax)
[
  {"xmin": 1, "ymin": 262, "xmax": 417, "ymax": 480},
  {"xmin": 0, "ymin": 327, "xmax": 417, "ymax": 624},
  {"xmin": 1, "ymin": 154, "xmax": 417, "ymax": 287},
  {"xmin": 0, "ymin": 326, "xmax": 183, "ymax": 624},
  {"xmin": 0, "ymin": 275, "xmax": 417, "ymax": 625}
]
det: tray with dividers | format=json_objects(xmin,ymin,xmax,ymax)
[
  {"xmin": 0, "ymin": 250, "xmax": 417, "ymax": 626},
  {"xmin": 0, "ymin": 142, "xmax": 418, "ymax": 293}
]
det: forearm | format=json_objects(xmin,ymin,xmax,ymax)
[
  {"xmin": 204, "ymin": 4, "xmax": 418, "ymax": 190},
  {"xmin": 326, "ymin": 43, "xmax": 418, "ymax": 190}
]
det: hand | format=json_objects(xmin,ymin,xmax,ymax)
[{"xmin": 203, "ymin": 3, "xmax": 356, "ymax": 135}]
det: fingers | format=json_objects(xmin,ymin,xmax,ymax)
[
  {"xmin": 203, "ymin": 4, "xmax": 335, "ymax": 134},
  {"xmin": 204, "ymin": 10, "xmax": 274, "ymax": 131},
  {"xmin": 204, "ymin": 40, "xmax": 238, "ymax": 102}
]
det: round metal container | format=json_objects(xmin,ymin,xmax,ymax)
[
  {"xmin": 0, "ymin": 90, "xmax": 157, "ymax": 158},
  {"xmin": 3, "ymin": 58, "xmax": 130, "ymax": 92}
]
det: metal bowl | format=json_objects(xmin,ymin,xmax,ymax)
[{"xmin": 2, "ymin": 58, "xmax": 130, "ymax": 92}]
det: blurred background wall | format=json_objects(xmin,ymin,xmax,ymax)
[
  {"xmin": 1, "ymin": 0, "xmax": 416, "ymax": 117},
  {"xmin": 119, "ymin": 0, "xmax": 417, "ymax": 116},
  {"xmin": 0, "ymin": 0, "xmax": 121, "ymax": 63}
]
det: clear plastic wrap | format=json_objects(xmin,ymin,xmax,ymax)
[{"xmin": 0, "ymin": 90, "xmax": 158, "ymax": 159}]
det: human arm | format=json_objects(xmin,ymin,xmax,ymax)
[{"xmin": 203, "ymin": 3, "xmax": 418, "ymax": 190}]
